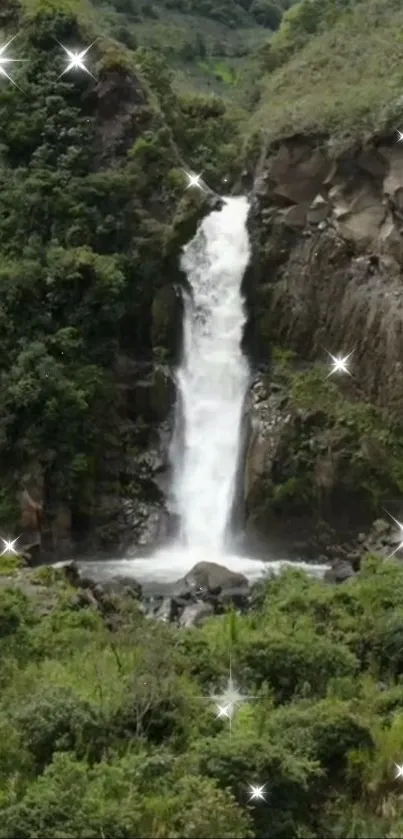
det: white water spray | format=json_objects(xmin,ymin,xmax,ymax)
[{"xmin": 172, "ymin": 196, "xmax": 250, "ymax": 550}]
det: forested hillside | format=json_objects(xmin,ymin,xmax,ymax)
[
  {"xmin": 252, "ymin": 0, "xmax": 403, "ymax": 144},
  {"xmin": 0, "ymin": 0, "xmax": 243, "ymax": 554},
  {"xmin": 89, "ymin": 0, "xmax": 298, "ymax": 97}
]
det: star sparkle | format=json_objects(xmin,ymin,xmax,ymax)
[
  {"xmin": 183, "ymin": 170, "xmax": 204, "ymax": 191},
  {"xmin": 57, "ymin": 41, "xmax": 97, "ymax": 80},
  {"xmin": 397, "ymin": 130, "xmax": 403, "ymax": 143},
  {"xmin": 248, "ymin": 784, "xmax": 266, "ymax": 802},
  {"xmin": 216, "ymin": 704, "xmax": 232, "ymax": 719},
  {"xmin": 394, "ymin": 763, "xmax": 403, "ymax": 780},
  {"xmin": 1, "ymin": 537, "xmax": 19, "ymax": 556},
  {"xmin": 384, "ymin": 511, "xmax": 403, "ymax": 558},
  {"xmin": 210, "ymin": 662, "xmax": 256, "ymax": 739},
  {"xmin": 326, "ymin": 350, "xmax": 353, "ymax": 378},
  {"xmin": 0, "ymin": 35, "xmax": 25, "ymax": 88}
]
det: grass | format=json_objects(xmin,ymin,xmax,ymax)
[{"xmin": 252, "ymin": 0, "xmax": 403, "ymax": 147}]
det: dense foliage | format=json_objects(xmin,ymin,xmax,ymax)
[
  {"xmin": 104, "ymin": 0, "xmax": 297, "ymax": 30},
  {"xmin": 1, "ymin": 555, "xmax": 403, "ymax": 836},
  {"xmin": 0, "ymin": 3, "xmax": 242, "ymax": 545},
  {"xmin": 87, "ymin": 0, "xmax": 299, "ymax": 99}
]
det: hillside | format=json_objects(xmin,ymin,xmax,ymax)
[
  {"xmin": 89, "ymin": 0, "xmax": 298, "ymax": 98},
  {"xmin": 251, "ymin": 0, "xmax": 403, "ymax": 147},
  {"xmin": 0, "ymin": 0, "xmax": 245, "ymax": 556}
]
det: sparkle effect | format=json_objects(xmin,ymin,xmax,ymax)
[
  {"xmin": 326, "ymin": 351, "xmax": 353, "ymax": 378},
  {"xmin": 385, "ymin": 512, "xmax": 403, "ymax": 558},
  {"xmin": 395, "ymin": 763, "xmax": 403, "ymax": 780},
  {"xmin": 210, "ymin": 660, "xmax": 256, "ymax": 739},
  {"xmin": 0, "ymin": 35, "xmax": 25, "ymax": 88},
  {"xmin": 397, "ymin": 131, "xmax": 403, "ymax": 143},
  {"xmin": 184, "ymin": 170, "xmax": 204, "ymax": 191},
  {"xmin": 248, "ymin": 784, "xmax": 266, "ymax": 802},
  {"xmin": 57, "ymin": 42, "xmax": 96, "ymax": 80},
  {"xmin": 1, "ymin": 538, "xmax": 18, "ymax": 556}
]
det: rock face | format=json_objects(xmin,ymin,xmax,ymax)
[
  {"xmin": 237, "ymin": 136, "xmax": 403, "ymax": 552},
  {"xmin": 92, "ymin": 357, "xmax": 178, "ymax": 554},
  {"xmin": 247, "ymin": 137, "xmax": 403, "ymax": 414},
  {"xmin": 324, "ymin": 558, "xmax": 356, "ymax": 584}
]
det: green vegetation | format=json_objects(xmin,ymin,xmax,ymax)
[
  {"xmin": 0, "ymin": 557, "xmax": 403, "ymax": 835},
  {"xmin": 85, "ymin": 0, "xmax": 299, "ymax": 99},
  {"xmin": 2, "ymin": 0, "xmax": 403, "ymax": 834},
  {"xmin": 263, "ymin": 356, "xmax": 403, "ymax": 516},
  {"xmin": 0, "ymin": 3, "xmax": 243, "ymax": 544},
  {"xmin": 252, "ymin": 0, "xmax": 403, "ymax": 145}
]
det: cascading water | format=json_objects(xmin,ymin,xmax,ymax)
[
  {"xmin": 77, "ymin": 195, "xmax": 329, "ymax": 584},
  {"xmin": 172, "ymin": 196, "xmax": 250, "ymax": 551}
]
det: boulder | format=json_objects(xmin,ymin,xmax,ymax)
[
  {"xmin": 267, "ymin": 144, "xmax": 331, "ymax": 205},
  {"xmin": 97, "ymin": 575, "xmax": 142, "ymax": 600},
  {"xmin": 324, "ymin": 558, "xmax": 355, "ymax": 584},
  {"xmin": 184, "ymin": 561, "xmax": 248, "ymax": 595},
  {"xmin": 179, "ymin": 602, "xmax": 215, "ymax": 628}
]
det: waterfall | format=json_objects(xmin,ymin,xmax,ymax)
[
  {"xmin": 77, "ymin": 196, "xmax": 330, "ymax": 584},
  {"xmin": 171, "ymin": 196, "xmax": 250, "ymax": 551}
]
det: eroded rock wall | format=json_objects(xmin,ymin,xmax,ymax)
[
  {"xmin": 241, "ymin": 135, "xmax": 403, "ymax": 554},
  {"xmin": 247, "ymin": 136, "xmax": 403, "ymax": 411}
]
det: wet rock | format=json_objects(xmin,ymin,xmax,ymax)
[
  {"xmin": 307, "ymin": 194, "xmax": 331, "ymax": 225},
  {"xmin": 324, "ymin": 558, "xmax": 356, "ymax": 584},
  {"xmin": 63, "ymin": 560, "xmax": 82, "ymax": 587},
  {"xmin": 184, "ymin": 561, "xmax": 248, "ymax": 595},
  {"xmin": 61, "ymin": 562, "xmax": 143, "ymax": 609},
  {"xmin": 282, "ymin": 204, "xmax": 308, "ymax": 229},
  {"xmin": 97, "ymin": 575, "xmax": 142, "ymax": 600},
  {"xmin": 179, "ymin": 601, "xmax": 215, "ymax": 628},
  {"xmin": 154, "ymin": 596, "xmax": 177, "ymax": 623},
  {"xmin": 169, "ymin": 577, "xmax": 193, "ymax": 601},
  {"xmin": 217, "ymin": 586, "xmax": 250, "ymax": 610},
  {"xmin": 124, "ymin": 363, "xmax": 176, "ymax": 424},
  {"xmin": 151, "ymin": 286, "xmax": 183, "ymax": 363}
]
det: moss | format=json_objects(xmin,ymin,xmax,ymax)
[
  {"xmin": 0, "ymin": 552, "xmax": 25, "ymax": 578},
  {"xmin": 272, "ymin": 476, "xmax": 313, "ymax": 509}
]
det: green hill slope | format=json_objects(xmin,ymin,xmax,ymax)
[
  {"xmin": 88, "ymin": 0, "xmax": 299, "ymax": 97},
  {"xmin": 251, "ymin": 0, "xmax": 403, "ymax": 147}
]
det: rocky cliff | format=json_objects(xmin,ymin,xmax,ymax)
[{"xmin": 241, "ymin": 134, "xmax": 403, "ymax": 558}]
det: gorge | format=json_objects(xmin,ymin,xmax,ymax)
[{"xmin": 80, "ymin": 193, "xmax": 328, "ymax": 586}]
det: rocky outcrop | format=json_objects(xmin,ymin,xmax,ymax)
[
  {"xmin": 241, "ymin": 356, "xmax": 403, "ymax": 555},
  {"xmin": 247, "ymin": 136, "xmax": 403, "ymax": 413},
  {"xmin": 58, "ymin": 559, "xmax": 250, "ymax": 627},
  {"xmin": 238, "ymin": 135, "xmax": 403, "ymax": 551}
]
